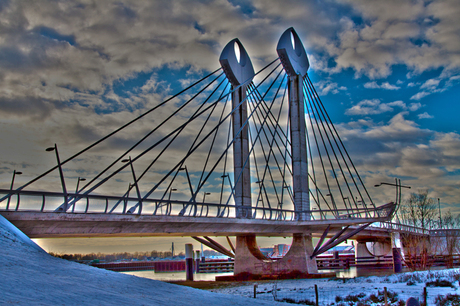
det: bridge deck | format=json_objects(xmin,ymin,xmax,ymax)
[{"xmin": 1, "ymin": 211, "xmax": 392, "ymax": 239}]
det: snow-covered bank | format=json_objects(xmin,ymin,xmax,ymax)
[
  {"xmin": 211, "ymin": 268, "xmax": 460, "ymax": 305},
  {"xmin": 0, "ymin": 215, "xmax": 283, "ymax": 305}
]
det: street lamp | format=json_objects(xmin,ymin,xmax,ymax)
[
  {"xmin": 46, "ymin": 144, "xmax": 68, "ymax": 211},
  {"xmin": 179, "ymin": 166, "xmax": 194, "ymax": 200},
  {"xmin": 75, "ymin": 177, "xmax": 86, "ymax": 194},
  {"xmin": 343, "ymin": 196, "xmax": 351, "ymax": 209},
  {"xmin": 72, "ymin": 177, "xmax": 86, "ymax": 213},
  {"xmin": 374, "ymin": 182, "xmax": 411, "ymax": 189},
  {"xmin": 122, "ymin": 157, "xmax": 142, "ymax": 214},
  {"xmin": 6, "ymin": 170, "xmax": 22, "ymax": 210},
  {"xmin": 438, "ymin": 198, "xmax": 442, "ymax": 229},
  {"xmin": 167, "ymin": 188, "xmax": 177, "ymax": 214},
  {"xmin": 374, "ymin": 178, "xmax": 411, "ymax": 222},
  {"xmin": 202, "ymin": 192, "xmax": 211, "ymax": 203},
  {"xmin": 168, "ymin": 188, "xmax": 177, "ymax": 200}
]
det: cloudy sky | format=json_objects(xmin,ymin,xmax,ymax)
[{"xmin": 1, "ymin": 0, "xmax": 459, "ymax": 253}]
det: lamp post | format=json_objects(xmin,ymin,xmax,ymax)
[
  {"xmin": 75, "ymin": 177, "xmax": 86, "ymax": 194},
  {"xmin": 374, "ymin": 179, "xmax": 411, "ymax": 273},
  {"xmin": 72, "ymin": 177, "xmax": 86, "ymax": 212},
  {"xmin": 46, "ymin": 144, "xmax": 69, "ymax": 212},
  {"xmin": 122, "ymin": 157, "xmax": 143, "ymax": 214},
  {"xmin": 438, "ymin": 198, "xmax": 442, "ymax": 229},
  {"xmin": 6, "ymin": 170, "xmax": 22, "ymax": 210},
  {"xmin": 167, "ymin": 188, "xmax": 177, "ymax": 215},
  {"xmin": 179, "ymin": 166, "xmax": 194, "ymax": 200},
  {"xmin": 202, "ymin": 192, "xmax": 211, "ymax": 203},
  {"xmin": 326, "ymin": 193, "xmax": 338, "ymax": 213},
  {"xmin": 374, "ymin": 182, "xmax": 411, "ymax": 189},
  {"xmin": 374, "ymin": 179, "xmax": 411, "ymax": 211},
  {"xmin": 343, "ymin": 196, "xmax": 351, "ymax": 207},
  {"xmin": 168, "ymin": 188, "xmax": 177, "ymax": 200}
]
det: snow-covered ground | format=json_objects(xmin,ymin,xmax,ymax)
[
  {"xmin": 3, "ymin": 213, "xmax": 460, "ymax": 305},
  {"xmin": 210, "ymin": 268, "xmax": 460, "ymax": 305},
  {"xmin": 0, "ymin": 215, "xmax": 284, "ymax": 305}
]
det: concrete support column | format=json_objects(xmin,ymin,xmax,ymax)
[
  {"xmin": 234, "ymin": 233, "xmax": 317, "ymax": 279},
  {"xmin": 195, "ymin": 250, "xmax": 201, "ymax": 273},
  {"xmin": 288, "ymin": 75, "xmax": 310, "ymax": 221},
  {"xmin": 391, "ymin": 232, "xmax": 403, "ymax": 273},
  {"xmin": 232, "ymin": 85, "xmax": 251, "ymax": 219},
  {"xmin": 185, "ymin": 244, "xmax": 194, "ymax": 281},
  {"xmin": 355, "ymin": 241, "xmax": 373, "ymax": 264}
]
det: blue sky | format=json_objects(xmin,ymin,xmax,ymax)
[{"xmin": 0, "ymin": 0, "xmax": 459, "ymax": 253}]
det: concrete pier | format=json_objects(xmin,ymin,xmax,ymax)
[{"xmin": 185, "ymin": 244, "xmax": 194, "ymax": 281}]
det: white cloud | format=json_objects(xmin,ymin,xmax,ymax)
[
  {"xmin": 418, "ymin": 112, "xmax": 434, "ymax": 119},
  {"xmin": 314, "ymin": 80, "xmax": 347, "ymax": 95},
  {"xmin": 364, "ymin": 81, "xmax": 400, "ymax": 90},
  {"xmin": 346, "ymin": 99, "xmax": 411, "ymax": 116},
  {"xmin": 387, "ymin": 101, "xmax": 406, "ymax": 108},
  {"xmin": 408, "ymin": 102, "xmax": 422, "ymax": 111},
  {"xmin": 346, "ymin": 99, "xmax": 391, "ymax": 115},
  {"xmin": 410, "ymin": 91, "xmax": 430, "ymax": 100},
  {"xmin": 420, "ymin": 78, "xmax": 441, "ymax": 89}
]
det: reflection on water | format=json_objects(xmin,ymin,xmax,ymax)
[
  {"xmin": 324, "ymin": 267, "xmax": 406, "ymax": 278},
  {"xmin": 122, "ymin": 271, "xmax": 233, "ymax": 281},
  {"xmin": 123, "ymin": 266, "xmax": 434, "ymax": 282}
]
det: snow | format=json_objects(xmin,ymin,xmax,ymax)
[
  {"xmin": 2, "ymin": 212, "xmax": 460, "ymax": 305},
  {"xmin": 211, "ymin": 269, "xmax": 460, "ymax": 305},
  {"xmin": 0, "ymin": 215, "xmax": 283, "ymax": 305}
]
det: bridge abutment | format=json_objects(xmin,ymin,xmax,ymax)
[
  {"xmin": 355, "ymin": 235, "xmax": 404, "ymax": 272},
  {"xmin": 233, "ymin": 233, "xmax": 318, "ymax": 280}
]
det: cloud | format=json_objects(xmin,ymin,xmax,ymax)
[
  {"xmin": 346, "ymin": 99, "xmax": 390, "ymax": 115},
  {"xmin": 314, "ymin": 80, "xmax": 347, "ymax": 95},
  {"xmin": 318, "ymin": 0, "xmax": 460, "ymax": 81},
  {"xmin": 364, "ymin": 81, "xmax": 400, "ymax": 90},
  {"xmin": 410, "ymin": 91, "xmax": 430, "ymax": 100},
  {"xmin": 387, "ymin": 101, "xmax": 406, "ymax": 108},
  {"xmin": 0, "ymin": 0, "xmax": 458, "ymax": 214},
  {"xmin": 418, "ymin": 112, "xmax": 434, "ymax": 119},
  {"xmin": 420, "ymin": 78, "xmax": 441, "ymax": 89},
  {"xmin": 346, "ymin": 99, "xmax": 416, "ymax": 116},
  {"xmin": 333, "ymin": 112, "xmax": 460, "ymax": 207},
  {"xmin": 408, "ymin": 102, "xmax": 422, "ymax": 111}
]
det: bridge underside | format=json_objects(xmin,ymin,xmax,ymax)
[{"xmin": 0, "ymin": 211, "xmax": 391, "ymax": 240}]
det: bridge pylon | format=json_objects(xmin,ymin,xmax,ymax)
[
  {"xmin": 219, "ymin": 39, "xmax": 254, "ymax": 219},
  {"xmin": 218, "ymin": 28, "xmax": 319, "ymax": 279}
]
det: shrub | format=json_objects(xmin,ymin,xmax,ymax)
[
  {"xmin": 426, "ymin": 279, "xmax": 456, "ymax": 288},
  {"xmin": 434, "ymin": 293, "xmax": 460, "ymax": 306}
]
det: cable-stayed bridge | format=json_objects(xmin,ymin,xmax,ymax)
[{"xmin": 1, "ymin": 28, "xmax": 412, "ymax": 278}]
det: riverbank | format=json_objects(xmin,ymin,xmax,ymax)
[
  {"xmin": 207, "ymin": 268, "xmax": 460, "ymax": 305},
  {"xmin": 0, "ymin": 215, "xmax": 282, "ymax": 305}
]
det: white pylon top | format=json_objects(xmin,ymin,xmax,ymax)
[
  {"xmin": 219, "ymin": 39, "xmax": 255, "ymax": 87},
  {"xmin": 277, "ymin": 27, "xmax": 310, "ymax": 77}
]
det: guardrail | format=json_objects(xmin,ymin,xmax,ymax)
[
  {"xmin": 371, "ymin": 221, "xmax": 428, "ymax": 235},
  {"xmin": 0, "ymin": 188, "xmax": 394, "ymax": 222}
]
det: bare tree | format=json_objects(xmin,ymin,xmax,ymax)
[
  {"xmin": 399, "ymin": 190, "xmax": 438, "ymax": 270},
  {"xmin": 399, "ymin": 190, "xmax": 437, "ymax": 229},
  {"xmin": 440, "ymin": 210, "xmax": 460, "ymax": 267}
]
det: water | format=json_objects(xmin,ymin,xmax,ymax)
[
  {"xmin": 325, "ymin": 267, "xmax": 405, "ymax": 278},
  {"xmin": 122, "ymin": 271, "xmax": 233, "ymax": 281},
  {"xmin": 122, "ymin": 267, "xmax": 400, "ymax": 282}
]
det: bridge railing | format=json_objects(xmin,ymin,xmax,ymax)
[
  {"xmin": 429, "ymin": 229, "xmax": 460, "ymax": 237},
  {"xmin": 370, "ymin": 221, "xmax": 429, "ymax": 235},
  {"xmin": 0, "ymin": 189, "xmax": 393, "ymax": 222}
]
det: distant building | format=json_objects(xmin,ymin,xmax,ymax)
[
  {"xmin": 271, "ymin": 244, "xmax": 290, "ymax": 258},
  {"xmin": 326, "ymin": 245, "xmax": 354, "ymax": 254},
  {"xmin": 259, "ymin": 244, "xmax": 291, "ymax": 258}
]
